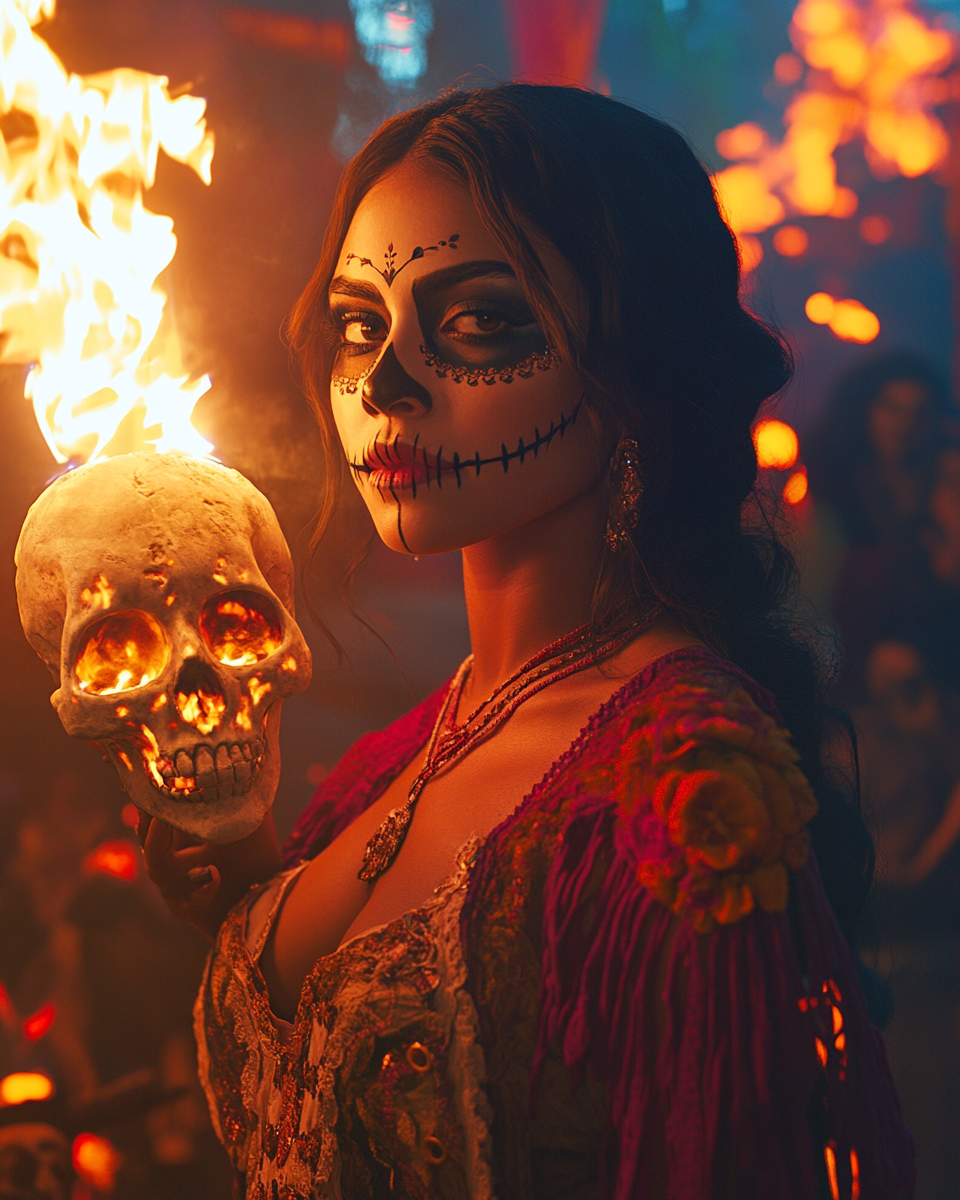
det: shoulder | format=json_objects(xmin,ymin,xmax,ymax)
[
  {"xmin": 582, "ymin": 649, "xmax": 818, "ymax": 932},
  {"xmin": 281, "ymin": 682, "xmax": 450, "ymax": 866}
]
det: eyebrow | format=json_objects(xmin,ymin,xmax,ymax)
[
  {"xmin": 412, "ymin": 260, "xmax": 516, "ymax": 300},
  {"xmin": 328, "ymin": 277, "xmax": 385, "ymax": 304}
]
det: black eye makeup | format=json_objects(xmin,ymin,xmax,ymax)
[{"xmin": 414, "ymin": 262, "xmax": 549, "ymax": 372}]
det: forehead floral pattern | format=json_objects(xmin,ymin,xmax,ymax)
[{"xmin": 345, "ymin": 233, "xmax": 459, "ymax": 287}]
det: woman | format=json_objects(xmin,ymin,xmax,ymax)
[{"xmin": 141, "ymin": 85, "xmax": 913, "ymax": 1199}]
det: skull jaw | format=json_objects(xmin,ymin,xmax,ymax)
[{"xmin": 114, "ymin": 705, "xmax": 284, "ymax": 843}]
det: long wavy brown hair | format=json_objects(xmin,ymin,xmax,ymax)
[{"xmin": 286, "ymin": 83, "xmax": 873, "ymax": 940}]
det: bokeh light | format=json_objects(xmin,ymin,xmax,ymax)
[
  {"xmin": 83, "ymin": 840, "xmax": 139, "ymax": 882},
  {"xmin": 774, "ymin": 51, "xmax": 805, "ymax": 84},
  {"xmin": 754, "ymin": 419, "xmax": 800, "ymax": 469},
  {"xmin": 773, "ymin": 225, "xmax": 809, "ymax": 256},
  {"xmin": 23, "ymin": 1002, "xmax": 55, "ymax": 1041},
  {"xmin": 737, "ymin": 233, "xmax": 764, "ymax": 273},
  {"xmin": 784, "ymin": 467, "xmax": 810, "ymax": 505},
  {"xmin": 0, "ymin": 1072, "xmax": 54, "ymax": 1105},
  {"xmin": 806, "ymin": 292, "xmax": 836, "ymax": 323},
  {"xmin": 860, "ymin": 214, "xmax": 893, "ymax": 244},
  {"xmin": 73, "ymin": 1133, "xmax": 121, "ymax": 1191}
]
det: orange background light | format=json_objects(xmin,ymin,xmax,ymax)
[
  {"xmin": 860, "ymin": 214, "xmax": 892, "ymax": 244},
  {"xmin": 73, "ymin": 1133, "xmax": 122, "ymax": 1192},
  {"xmin": 773, "ymin": 225, "xmax": 809, "ymax": 256},
  {"xmin": 83, "ymin": 840, "xmax": 139, "ymax": 882},
  {"xmin": 23, "ymin": 1002, "xmax": 55, "ymax": 1041},
  {"xmin": 754, "ymin": 419, "xmax": 800, "ymax": 470},
  {"xmin": 784, "ymin": 468, "xmax": 809, "ymax": 505},
  {"xmin": 0, "ymin": 1072, "xmax": 54, "ymax": 1105},
  {"xmin": 737, "ymin": 233, "xmax": 764, "ymax": 273}
]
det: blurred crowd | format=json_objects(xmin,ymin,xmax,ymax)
[
  {"xmin": 0, "ymin": 770, "xmax": 232, "ymax": 1199},
  {"xmin": 802, "ymin": 352, "xmax": 960, "ymax": 1200}
]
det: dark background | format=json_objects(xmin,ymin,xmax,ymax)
[{"xmin": 0, "ymin": 1, "xmax": 956, "ymax": 1196}]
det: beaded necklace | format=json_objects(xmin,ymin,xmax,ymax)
[{"xmin": 358, "ymin": 606, "xmax": 663, "ymax": 882}]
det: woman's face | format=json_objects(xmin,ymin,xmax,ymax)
[
  {"xmin": 867, "ymin": 379, "xmax": 929, "ymax": 463},
  {"xmin": 328, "ymin": 159, "xmax": 604, "ymax": 556}
]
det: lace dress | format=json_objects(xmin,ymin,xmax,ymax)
[
  {"xmin": 197, "ymin": 649, "xmax": 915, "ymax": 1200},
  {"xmin": 196, "ymin": 837, "xmax": 502, "ymax": 1199}
]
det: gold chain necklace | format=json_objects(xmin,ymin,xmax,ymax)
[{"xmin": 358, "ymin": 607, "xmax": 663, "ymax": 883}]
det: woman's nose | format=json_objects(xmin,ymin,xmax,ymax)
[{"xmin": 361, "ymin": 344, "xmax": 433, "ymax": 417}]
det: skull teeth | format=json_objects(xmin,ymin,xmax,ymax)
[{"xmin": 154, "ymin": 739, "xmax": 264, "ymax": 800}]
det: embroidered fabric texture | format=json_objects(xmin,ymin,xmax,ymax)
[
  {"xmin": 195, "ymin": 839, "xmax": 495, "ymax": 1200},
  {"xmin": 278, "ymin": 650, "xmax": 915, "ymax": 1200}
]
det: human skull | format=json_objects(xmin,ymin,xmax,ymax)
[{"xmin": 15, "ymin": 452, "xmax": 312, "ymax": 842}]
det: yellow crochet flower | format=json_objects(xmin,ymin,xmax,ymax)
[{"xmin": 616, "ymin": 676, "xmax": 819, "ymax": 932}]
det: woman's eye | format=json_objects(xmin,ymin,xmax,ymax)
[
  {"xmin": 444, "ymin": 311, "xmax": 509, "ymax": 336},
  {"xmin": 334, "ymin": 310, "xmax": 386, "ymax": 345}
]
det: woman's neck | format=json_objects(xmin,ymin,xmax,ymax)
[{"xmin": 459, "ymin": 480, "xmax": 607, "ymax": 704}]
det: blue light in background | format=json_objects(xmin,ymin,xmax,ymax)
[{"xmin": 350, "ymin": 0, "xmax": 435, "ymax": 88}]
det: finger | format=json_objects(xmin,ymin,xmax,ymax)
[
  {"xmin": 136, "ymin": 810, "xmax": 153, "ymax": 849},
  {"xmin": 171, "ymin": 866, "xmax": 221, "ymax": 921},
  {"xmin": 142, "ymin": 817, "xmax": 177, "ymax": 886}
]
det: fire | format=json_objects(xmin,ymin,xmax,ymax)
[
  {"xmin": 0, "ymin": 1071, "xmax": 53, "ymax": 1105},
  {"xmin": 75, "ymin": 609, "xmax": 168, "ymax": 694},
  {"xmin": 249, "ymin": 676, "xmax": 272, "ymax": 706},
  {"xmin": 137, "ymin": 724, "xmax": 165, "ymax": 787},
  {"xmin": 714, "ymin": 0, "xmax": 954, "ymax": 337},
  {"xmin": 176, "ymin": 686, "xmax": 225, "ymax": 734},
  {"xmin": 80, "ymin": 573, "xmax": 114, "ymax": 609},
  {"xmin": 236, "ymin": 695, "xmax": 252, "ymax": 731},
  {"xmin": 73, "ymin": 1133, "xmax": 121, "ymax": 1192},
  {"xmin": 0, "ymin": 0, "xmax": 215, "ymax": 465},
  {"xmin": 200, "ymin": 592, "xmax": 283, "ymax": 666}
]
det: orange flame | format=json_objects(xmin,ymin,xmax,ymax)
[
  {"xmin": 137, "ymin": 724, "xmax": 165, "ymax": 788},
  {"xmin": 176, "ymin": 687, "xmax": 225, "ymax": 735},
  {"xmin": 0, "ymin": 0, "xmax": 215, "ymax": 464}
]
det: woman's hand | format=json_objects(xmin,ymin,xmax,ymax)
[{"xmin": 138, "ymin": 809, "xmax": 283, "ymax": 941}]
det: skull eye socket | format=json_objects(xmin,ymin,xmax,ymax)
[
  {"xmin": 75, "ymin": 610, "xmax": 169, "ymax": 695},
  {"xmin": 199, "ymin": 590, "xmax": 283, "ymax": 666}
]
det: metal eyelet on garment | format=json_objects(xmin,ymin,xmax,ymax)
[
  {"xmin": 406, "ymin": 1041, "xmax": 433, "ymax": 1072},
  {"xmin": 422, "ymin": 1135, "xmax": 446, "ymax": 1164}
]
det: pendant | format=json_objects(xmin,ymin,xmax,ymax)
[{"xmin": 358, "ymin": 802, "xmax": 415, "ymax": 882}]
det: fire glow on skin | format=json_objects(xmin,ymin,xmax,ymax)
[{"xmin": 328, "ymin": 160, "xmax": 606, "ymax": 560}]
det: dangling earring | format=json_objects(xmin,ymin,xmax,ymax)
[{"xmin": 605, "ymin": 435, "xmax": 643, "ymax": 552}]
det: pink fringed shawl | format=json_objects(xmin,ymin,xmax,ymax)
[{"xmin": 284, "ymin": 649, "xmax": 914, "ymax": 1199}]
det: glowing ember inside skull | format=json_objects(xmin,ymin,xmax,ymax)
[
  {"xmin": 15, "ymin": 453, "xmax": 312, "ymax": 842},
  {"xmin": 200, "ymin": 590, "xmax": 283, "ymax": 666},
  {"xmin": 75, "ymin": 609, "xmax": 168, "ymax": 694}
]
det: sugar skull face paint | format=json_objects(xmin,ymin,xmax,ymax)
[{"xmin": 329, "ymin": 160, "xmax": 604, "ymax": 556}]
